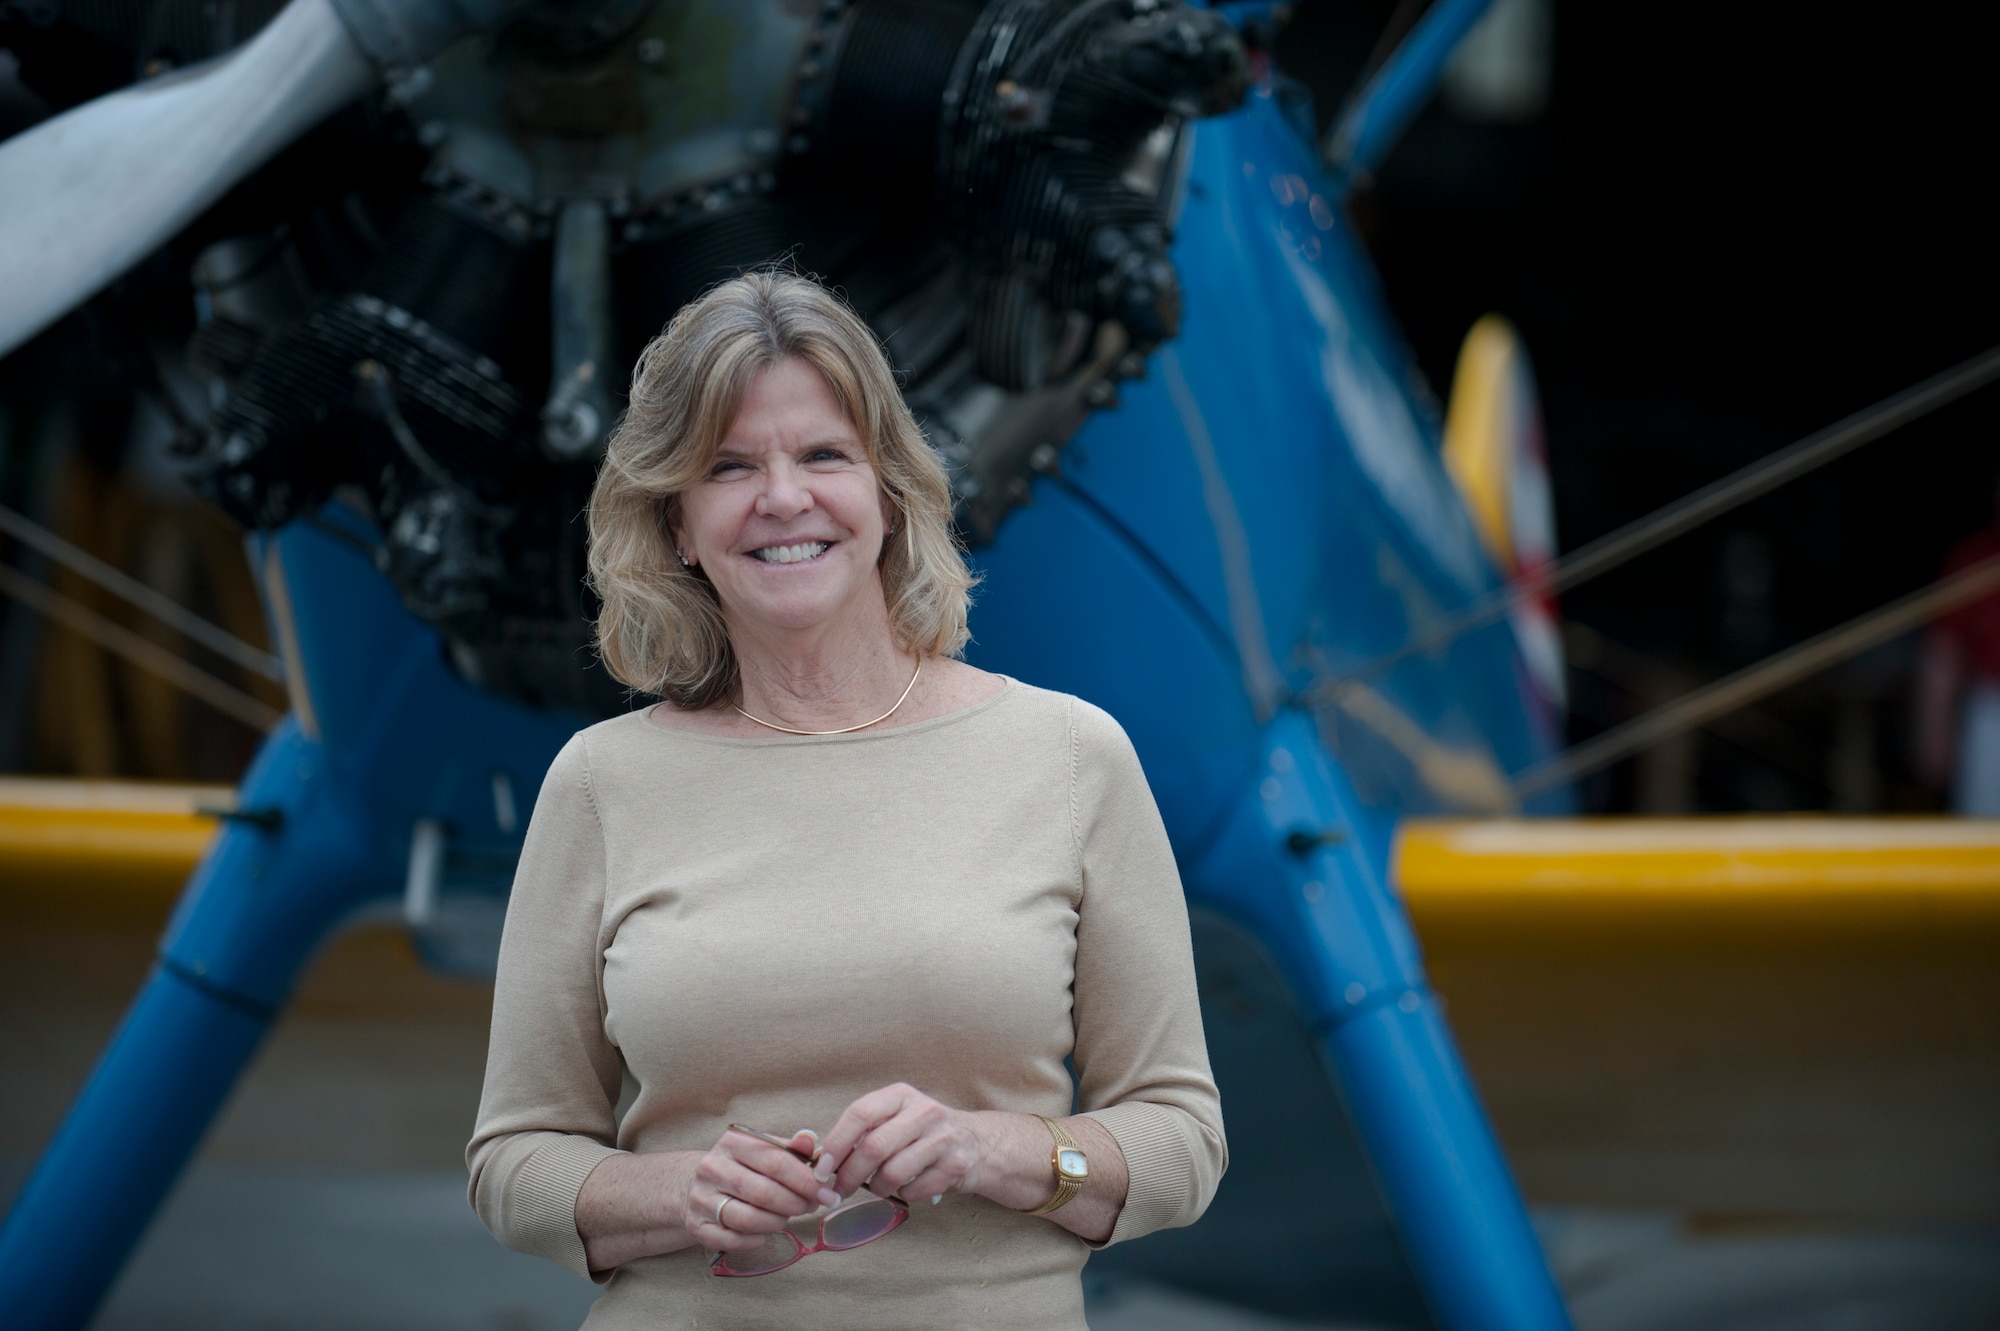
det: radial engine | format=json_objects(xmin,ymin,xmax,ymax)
[{"xmin": 50, "ymin": 0, "xmax": 1257, "ymax": 710}]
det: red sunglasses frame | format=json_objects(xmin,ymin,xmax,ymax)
[{"xmin": 707, "ymin": 1125, "xmax": 912, "ymax": 1278}]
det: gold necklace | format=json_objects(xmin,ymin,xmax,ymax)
[{"xmin": 731, "ymin": 658, "xmax": 924, "ymax": 736}]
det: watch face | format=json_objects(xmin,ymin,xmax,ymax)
[{"xmin": 1057, "ymin": 1148, "xmax": 1089, "ymax": 1179}]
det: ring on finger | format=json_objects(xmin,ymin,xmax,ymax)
[{"xmin": 714, "ymin": 1194, "xmax": 735, "ymax": 1229}]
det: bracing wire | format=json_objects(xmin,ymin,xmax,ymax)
[
  {"xmin": 0, "ymin": 502, "xmax": 284, "ymax": 681},
  {"xmin": 1511, "ymin": 551, "xmax": 2000, "ymax": 797},
  {"xmin": 0, "ymin": 562, "xmax": 283, "ymax": 732},
  {"xmin": 1313, "ymin": 342, "xmax": 2000, "ymax": 702}
]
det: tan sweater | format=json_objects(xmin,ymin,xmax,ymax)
[{"xmin": 466, "ymin": 679, "xmax": 1225, "ymax": 1329}]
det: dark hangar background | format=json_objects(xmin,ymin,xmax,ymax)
[{"xmin": 1277, "ymin": 0, "xmax": 2000, "ymax": 814}]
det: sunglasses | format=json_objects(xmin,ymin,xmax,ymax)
[{"xmin": 707, "ymin": 1125, "xmax": 911, "ymax": 1277}]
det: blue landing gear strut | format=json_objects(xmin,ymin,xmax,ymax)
[
  {"xmin": 1186, "ymin": 713, "xmax": 1572, "ymax": 1331},
  {"xmin": 0, "ymin": 518, "xmax": 583, "ymax": 1329},
  {"xmin": 0, "ymin": 724, "xmax": 388, "ymax": 1329}
]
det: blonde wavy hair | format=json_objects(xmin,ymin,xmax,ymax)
[{"xmin": 588, "ymin": 271, "xmax": 975, "ymax": 709}]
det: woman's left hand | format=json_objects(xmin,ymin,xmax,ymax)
[
  {"xmin": 822, "ymin": 1083, "xmax": 1131, "ymax": 1242},
  {"xmin": 819, "ymin": 1082, "xmax": 987, "ymax": 1203}
]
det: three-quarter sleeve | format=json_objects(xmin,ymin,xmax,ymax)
[
  {"xmin": 1066, "ymin": 699, "xmax": 1227, "ymax": 1245},
  {"xmin": 466, "ymin": 733, "xmax": 627, "ymax": 1280}
]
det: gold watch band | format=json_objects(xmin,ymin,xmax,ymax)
[{"xmin": 1018, "ymin": 1114, "xmax": 1083, "ymax": 1217}]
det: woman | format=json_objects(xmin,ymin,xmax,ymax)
[{"xmin": 467, "ymin": 271, "xmax": 1224, "ymax": 1329}]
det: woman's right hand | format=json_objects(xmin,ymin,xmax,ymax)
[{"xmin": 686, "ymin": 1127, "xmax": 842, "ymax": 1254}]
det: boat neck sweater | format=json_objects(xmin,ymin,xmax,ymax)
[{"xmin": 466, "ymin": 678, "xmax": 1226, "ymax": 1330}]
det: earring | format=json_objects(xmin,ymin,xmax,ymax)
[{"xmin": 676, "ymin": 550, "xmax": 690, "ymax": 567}]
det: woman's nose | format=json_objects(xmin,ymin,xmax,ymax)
[{"xmin": 755, "ymin": 461, "xmax": 814, "ymax": 518}]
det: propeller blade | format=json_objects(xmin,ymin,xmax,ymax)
[{"xmin": 0, "ymin": 0, "xmax": 375, "ymax": 361}]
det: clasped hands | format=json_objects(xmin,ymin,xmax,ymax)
[
  {"xmin": 692, "ymin": 1082, "xmax": 984, "ymax": 1256},
  {"xmin": 577, "ymin": 1079, "xmax": 1119, "ymax": 1272}
]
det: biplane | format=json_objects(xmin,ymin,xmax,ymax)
[{"xmin": 1, "ymin": 0, "xmax": 1996, "ymax": 1326}]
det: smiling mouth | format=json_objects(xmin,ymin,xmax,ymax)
[{"xmin": 748, "ymin": 541, "xmax": 831, "ymax": 565}]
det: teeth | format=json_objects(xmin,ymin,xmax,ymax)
[{"xmin": 753, "ymin": 542, "xmax": 829, "ymax": 565}]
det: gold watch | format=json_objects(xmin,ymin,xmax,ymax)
[{"xmin": 1018, "ymin": 1114, "xmax": 1088, "ymax": 1216}]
